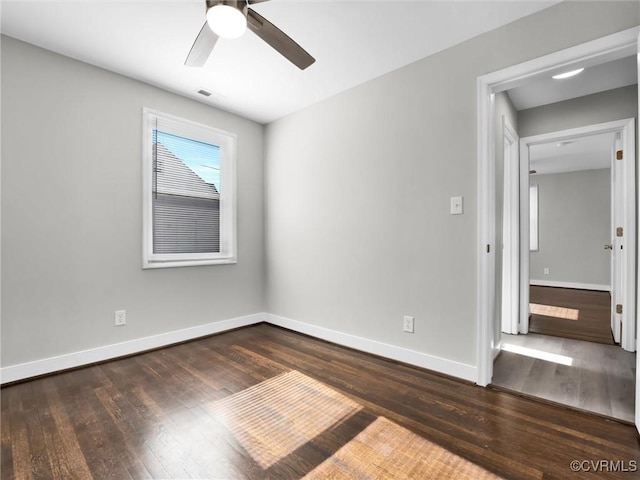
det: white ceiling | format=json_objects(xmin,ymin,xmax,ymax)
[
  {"xmin": 529, "ymin": 132, "xmax": 615, "ymax": 175},
  {"xmin": 1, "ymin": 0, "xmax": 559, "ymax": 124},
  {"xmin": 508, "ymin": 55, "xmax": 638, "ymax": 111},
  {"xmin": 516, "ymin": 49, "xmax": 637, "ymax": 176}
]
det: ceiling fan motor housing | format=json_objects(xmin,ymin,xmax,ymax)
[{"xmin": 206, "ymin": 0, "xmax": 248, "ymax": 17}]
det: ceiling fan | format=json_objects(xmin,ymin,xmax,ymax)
[{"xmin": 185, "ymin": 0, "xmax": 315, "ymax": 70}]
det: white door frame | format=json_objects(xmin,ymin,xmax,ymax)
[
  {"xmin": 612, "ymin": 132, "xmax": 622, "ymax": 344},
  {"xmin": 635, "ymin": 28, "xmax": 640, "ymax": 431},
  {"xmin": 476, "ymin": 26, "xmax": 639, "ymax": 388},
  {"xmin": 518, "ymin": 119, "xmax": 635, "ymax": 345},
  {"xmin": 500, "ymin": 117, "xmax": 520, "ymax": 335}
]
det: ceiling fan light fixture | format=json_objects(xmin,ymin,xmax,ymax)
[
  {"xmin": 207, "ymin": 4, "xmax": 247, "ymax": 39},
  {"xmin": 552, "ymin": 68, "xmax": 584, "ymax": 80}
]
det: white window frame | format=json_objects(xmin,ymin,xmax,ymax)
[{"xmin": 142, "ymin": 108, "xmax": 237, "ymax": 269}]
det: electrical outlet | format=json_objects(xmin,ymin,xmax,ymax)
[
  {"xmin": 115, "ymin": 310, "xmax": 126, "ymax": 326},
  {"xmin": 403, "ymin": 315, "xmax": 415, "ymax": 333},
  {"xmin": 543, "ymin": 268, "xmax": 550, "ymax": 275}
]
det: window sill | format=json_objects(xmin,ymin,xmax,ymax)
[{"xmin": 142, "ymin": 257, "xmax": 237, "ymax": 269}]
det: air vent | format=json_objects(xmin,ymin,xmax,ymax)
[{"xmin": 197, "ymin": 89, "xmax": 212, "ymax": 97}]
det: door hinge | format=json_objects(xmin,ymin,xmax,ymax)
[
  {"xmin": 616, "ymin": 304, "xmax": 623, "ymax": 314},
  {"xmin": 616, "ymin": 150, "xmax": 623, "ymax": 160},
  {"xmin": 616, "ymin": 227, "xmax": 623, "ymax": 237}
]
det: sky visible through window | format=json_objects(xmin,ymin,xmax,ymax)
[{"xmin": 155, "ymin": 130, "xmax": 221, "ymax": 191}]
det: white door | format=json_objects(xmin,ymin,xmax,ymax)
[
  {"xmin": 616, "ymin": 119, "xmax": 637, "ymax": 354},
  {"xmin": 501, "ymin": 117, "xmax": 519, "ymax": 334},
  {"xmin": 518, "ymin": 141, "xmax": 530, "ymax": 334}
]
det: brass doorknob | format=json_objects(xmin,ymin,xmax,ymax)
[{"xmin": 604, "ymin": 244, "xmax": 613, "ymax": 250}]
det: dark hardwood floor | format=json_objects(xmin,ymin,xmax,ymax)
[
  {"xmin": 2, "ymin": 324, "xmax": 639, "ymax": 479},
  {"xmin": 529, "ymin": 286, "xmax": 614, "ymax": 345}
]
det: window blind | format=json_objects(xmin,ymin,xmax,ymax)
[{"xmin": 152, "ymin": 121, "xmax": 222, "ymax": 255}]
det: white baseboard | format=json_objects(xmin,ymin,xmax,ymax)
[
  {"xmin": 266, "ymin": 313, "xmax": 477, "ymax": 382},
  {"xmin": 493, "ymin": 340, "xmax": 502, "ymax": 360},
  {"xmin": 530, "ymin": 280, "xmax": 610, "ymax": 292},
  {"xmin": 0, "ymin": 313, "xmax": 266, "ymax": 384},
  {"xmin": 1, "ymin": 312, "xmax": 478, "ymax": 385}
]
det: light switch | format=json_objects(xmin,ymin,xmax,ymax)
[{"xmin": 450, "ymin": 196, "xmax": 463, "ymax": 215}]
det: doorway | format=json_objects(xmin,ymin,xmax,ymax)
[
  {"xmin": 517, "ymin": 119, "xmax": 636, "ymax": 349},
  {"xmin": 493, "ymin": 122, "xmax": 636, "ymax": 422},
  {"xmin": 476, "ymin": 26, "xmax": 640, "ymax": 430},
  {"xmin": 526, "ymin": 127, "xmax": 617, "ymax": 345}
]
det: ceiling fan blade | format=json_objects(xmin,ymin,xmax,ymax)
[
  {"xmin": 247, "ymin": 9, "xmax": 315, "ymax": 70},
  {"xmin": 185, "ymin": 22, "xmax": 219, "ymax": 67},
  {"xmin": 247, "ymin": 0, "xmax": 270, "ymax": 4}
]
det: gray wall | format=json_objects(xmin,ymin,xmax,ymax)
[
  {"xmin": 530, "ymin": 169, "xmax": 611, "ymax": 286},
  {"xmin": 265, "ymin": 2, "xmax": 639, "ymax": 367},
  {"xmin": 518, "ymin": 84, "xmax": 638, "ymax": 138},
  {"xmin": 1, "ymin": 37, "xmax": 265, "ymax": 366}
]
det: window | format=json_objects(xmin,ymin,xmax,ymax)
[{"xmin": 142, "ymin": 108, "xmax": 236, "ymax": 268}]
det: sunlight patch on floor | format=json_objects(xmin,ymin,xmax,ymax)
[
  {"xmin": 502, "ymin": 343, "xmax": 574, "ymax": 366},
  {"xmin": 304, "ymin": 416, "xmax": 502, "ymax": 479},
  {"xmin": 206, "ymin": 370, "xmax": 362, "ymax": 468},
  {"xmin": 530, "ymin": 303, "xmax": 579, "ymax": 321}
]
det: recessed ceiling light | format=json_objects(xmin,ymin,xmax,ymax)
[{"xmin": 552, "ymin": 68, "xmax": 584, "ymax": 80}]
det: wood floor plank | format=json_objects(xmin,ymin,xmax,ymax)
[
  {"xmin": 578, "ymin": 368, "xmax": 613, "ymax": 417},
  {"xmin": 33, "ymin": 378, "xmax": 94, "ymax": 479},
  {"xmin": 2, "ymin": 324, "xmax": 639, "ymax": 479},
  {"xmin": 128, "ymin": 386, "xmax": 202, "ymax": 479},
  {"xmin": 69, "ymin": 393, "xmax": 133, "ymax": 480},
  {"xmin": 91, "ymin": 385, "xmax": 155, "ymax": 479},
  {"xmin": 549, "ymin": 363, "xmax": 580, "ymax": 406},
  {"xmin": 0, "ymin": 387, "xmax": 15, "ymax": 477},
  {"xmin": 6, "ymin": 384, "xmax": 34, "ymax": 480},
  {"xmin": 492, "ymin": 351, "xmax": 535, "ymax": 391},
  {"xmin": 94, "ymin": 382, "xmax": 173, "ymax": 479},
  {"xmin": 16, "ymin": 382, "xmax": 54, "ymax": 480}
]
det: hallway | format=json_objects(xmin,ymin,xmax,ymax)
[{"xmin": 492, "ymin": 332, "xmax": 635, "ymax": 423}]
